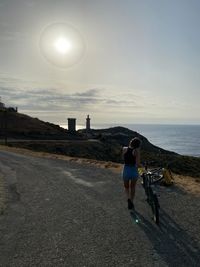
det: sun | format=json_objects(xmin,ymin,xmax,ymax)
[
  {"xmin": 39, "ymin": 22, "xmax": 86, "ymax": 68},
  {"xmin": 54, "ymin": 37, "xmax": 72, "ymax": 55}
]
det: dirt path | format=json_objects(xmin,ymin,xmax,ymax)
[{"xmin": 0, "ymin": 149, "xmax": 200, "ymax": 266}]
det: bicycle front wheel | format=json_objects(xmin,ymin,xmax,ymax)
[
  {"xmin": 149, "ymin": 187, "xmax": 160, "ymax": 225},
  {"xmin": 152, "ymin": 194, "xmax": 160, "ymax": 225}
]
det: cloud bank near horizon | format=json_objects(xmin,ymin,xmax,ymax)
[
  {"xmin": 0, "ymin": 85, "xmax": 142, "ymax": 111},
  {"xmin": 0, "ymin": 78, "xmax": 198, "ymax": 125},
  {"xmin": 0, "ymin": 72, "xmax": 199, "ymax": 124}
]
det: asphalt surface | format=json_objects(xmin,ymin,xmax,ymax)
[{"xmin": 0, "ymin": 151, "xmax": 200, "ymax": 267}]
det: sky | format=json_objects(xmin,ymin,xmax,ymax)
[{"xmin": 0, "ymin": 0, "xmax": 200, "ymax": 126}]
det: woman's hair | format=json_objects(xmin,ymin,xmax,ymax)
[{"xmin": 129, "ymin": 137, "xmax": 141, "ymax": 149}]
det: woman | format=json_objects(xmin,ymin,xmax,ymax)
[{"xmin": 122, "ymin": 137, "xmax": 141, "ymax": 209}]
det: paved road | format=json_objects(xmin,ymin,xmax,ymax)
[{"xmin": 0, "ymin": 151, "xmax": 200, "ymax": 267}]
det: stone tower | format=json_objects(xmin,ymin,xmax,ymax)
[
  {"xmin": 86, "ymin": 115, "xmax": 91, "ymax": 131},
  {"xmin": 67, "ymin": 118, "xmax": 76, "ymax": 133}
]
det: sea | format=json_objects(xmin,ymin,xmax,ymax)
[{"xmin": 60, "ymin": 123, "xmax": 200, "ymax": 157}]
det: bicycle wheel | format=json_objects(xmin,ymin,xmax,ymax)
[
  {"xmin": 149, "ymin": 187, "xmax": 160, "ymax": 225},
  {"xmin": 142, "ymin": 173, "xmax": 146, "ymax": 189},
  {"xmin": 152, "ymin": 194, "xmax": 160, "ymax": 225},
  {"xmin": 143, "ymin": 174, "xmax": 149, "ymax": 197}
]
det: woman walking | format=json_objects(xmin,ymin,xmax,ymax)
[{"xmin": 122, "ymin": 137, "xmax": 141, "ymax": 209}]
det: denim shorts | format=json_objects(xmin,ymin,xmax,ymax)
[{"xmin": 122, "ymin": 165, "xmax": 139, "ymax": 181}]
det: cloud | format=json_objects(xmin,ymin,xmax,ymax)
[
  {"xmin": 0, "ymin": 86, "xmax": 104, "ymax": 111},
  {"xmin": 0, "ymin": 83, "xmax": 145, "ymax": 115},
  {"xmin": 74, "ymin": 88, "xmax": 100, "ymax": 97},
  {"xmin": 0, "ymin": 75, "xmax": 148, "ymax": 123},
  {"xmin": 2, "ymin": 80, "xmax": 195, "ymax": 125}
]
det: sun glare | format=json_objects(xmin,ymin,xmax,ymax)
[
  {"xmin": 54, "ymin": 37, "xmax": 72, "ymax": 54},
  {"xmin": 39, "ymin": 23, "xmax": 86, "ymax": 68}
]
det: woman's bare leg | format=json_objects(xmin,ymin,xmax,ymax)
[
  {"xmin": 124, "ymin": 180, "xmax": 129, "ymax": 200},
  {"xmin": 130, "ymin": 180, "xmax": 137, "ymax": 202}
]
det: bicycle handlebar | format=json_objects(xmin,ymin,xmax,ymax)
[{"xmin": 148, "ymin": 167, "xmax": 163, "ymax": 175}]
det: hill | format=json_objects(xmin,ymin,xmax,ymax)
[
  {"xmin": 78, "ymin": 127, "xmax": 200, "ymax": 177},
  {"xmin": 0, "ymin": 110, "xmax": 200, "ymax": 177},
  {"xmin": 0, "ymin": 110, "xmax": 83, "ymax": 140}
]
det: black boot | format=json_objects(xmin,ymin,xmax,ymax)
[{"xmin": 128, "ymin": 199, "xmax": 133, "ymax": 209}]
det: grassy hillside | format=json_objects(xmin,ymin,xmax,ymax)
[
  {"xmin": 0, "ymin": 110, "xmax": 83, "ymax": 139},
  {"xmin": 1, "ymin": 110, "xmax": 200, "ymax": 177}
]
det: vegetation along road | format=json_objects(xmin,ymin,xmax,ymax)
[{"xmin": 0, "ymin": 150, "xmax": 200, "ymax": 266}]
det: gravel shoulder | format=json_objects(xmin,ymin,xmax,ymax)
[{"xmin": 0, "ymin": 146, "xmax": 200, "ymax": 267}]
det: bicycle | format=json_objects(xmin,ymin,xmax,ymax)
[{"xmin": 140, "ymin": 163, "xmax": 164, "ymax": 225}]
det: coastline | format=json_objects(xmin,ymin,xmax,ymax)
[
  {"xmin": 62, "ymin": 123, "xmax": 200, "ymax": 157},
  {"xmin": 109, "ymin": 124, "xmax": 200, "ymax": 157}
]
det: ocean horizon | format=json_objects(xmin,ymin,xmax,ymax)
[{"xmin": 60, "ymin": 123, "xmax": 200, "ymax": 157}]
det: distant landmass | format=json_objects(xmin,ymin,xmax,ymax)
[{"xmin": 0, "ymin": 110, "xmax": 200, "ymax": 178}]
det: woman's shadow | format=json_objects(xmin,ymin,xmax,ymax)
[{"xmin": 131, "ymin": 209, "xmax": 200, "ymax": 266}]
